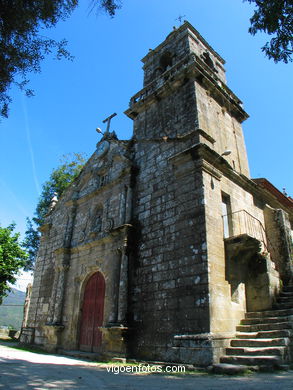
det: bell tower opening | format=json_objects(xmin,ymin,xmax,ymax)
[{"xmin": 159, "ymin": 51, "xmax": 173, "ymax": 72}]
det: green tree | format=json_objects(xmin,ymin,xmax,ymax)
[
  {"xmin": 21, "ymin": 218, "xmax": 40, "ymax": 271},
  {"xmin": 0, "ymin": 223, "xmax": 28, "ymax": 303},
  {"xmin": 0, "ymin": 0, "xmax": 121, "ymax": 118},
  {"xmin": 22, "ymin": 153, "xmax": 86, "ymax": 269},
  {"xmin": 245, "ymin": 0, "xmax": 293, "ymax": 63}
]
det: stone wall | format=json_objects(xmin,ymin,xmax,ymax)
[
  {"xmin": 264, "ymin": 206, "xmax": 293, "ymax": 284},
  {"xmin": 23, "ymin": 140, "xmax": 133, "ymax": 354},
  {"xmin": 195, "ymin": 82, "xmax": 250, "ymax": 177},
  {"xmin": 129, "ymin": 138, "xmax": 210, "ymax": 362}
]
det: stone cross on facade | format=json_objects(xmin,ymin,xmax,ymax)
[{"xmin": 103, "ymin": 112, "xmax": 117, "ymax": 133}]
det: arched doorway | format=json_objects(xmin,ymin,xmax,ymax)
[{"xmin": 79, "ymin": 271, "xmax": 105, "ymax": 352}]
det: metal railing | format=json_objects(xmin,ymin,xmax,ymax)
[{"xmin": 222, "ymin": 209, "xmax": 268, "ymax": 250}]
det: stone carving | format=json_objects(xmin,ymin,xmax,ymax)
[
  {"xmin": 91, "ymin": 215, "xmax": 102, "ymax": 233},
  {"xmin": 48, "ymin": 193, "xmax": 58, "ymax": 212},
  {"xmin": 78, "ymin": 231, "xmax": 86, "ymax": 243},
  {"xmin": 104, "ymin": 218, "xmax": 114, "ymax": 232}
]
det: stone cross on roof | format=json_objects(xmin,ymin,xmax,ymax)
[
  {"xmin": 176, "ymin": 15, "xmax": 186, "ymax": 25},
  {"xmin": 103, "ymin": 112, "xmax": 117, "ymax": 133}
]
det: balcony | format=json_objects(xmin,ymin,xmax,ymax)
[
  {"xmin": 222, "ymin": 210, "xmax": 279, "ymax": 311},
  {"xmin": 222, "ymin": 209, "xmax": 269, "ymax": 254}
]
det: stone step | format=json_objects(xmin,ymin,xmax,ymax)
[
  {"xmin": 245, "ymin": 308, "xmax": 293, "ymax": 318},
  {"xmin": 226, "ymin": 346, "xmax": 285, "ymax": 357},
  {"xmin": 279, "ymin": 295, "xmax": 293, "ymax": 301},
  {"xmin": 279, "ymin": 291, "xmax": 293, "ymax": 297},
  {"xmin": 277, "ymin": 296, "xmax": 293, "ymax": 303},
  {"xmin": 220, "ymin": 286, "xmax": 293, "ymax": 370},
  {"xmin": 236, "ymin": 322, "xmax": 292, "ymax": 333},
  {"xmin": 241, "ymin": 316, "xmax": 292, "ymax": 325},
  {"xmin": 236, "ymin": 329, "xmax": 292, "ymax": 339},
  {"xmin": 282, "ymin": 286, "xmax": 293, "ymax": 293},
  {"xmin": 273, "ymin": 302, "xmax": 293, "ymax": 309},
  {"xmin": 220, "ymin": 355, "xmax": 282, "ymax": 367},
  {"xmin": 231, "ymin": 338, "xmax": 289, "ymax": 348},
  {"xmin": 211, "ymin": 363, "xmax": 249, "ymax": 375}
]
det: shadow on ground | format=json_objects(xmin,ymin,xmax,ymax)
[{"xmin": 1, "ymin": 342, "xmax": 293, "ymax": 390}]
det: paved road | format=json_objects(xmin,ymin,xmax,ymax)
[{"xmin": 1, "ymin": 342, "xmax": 293, "ymax": 390}]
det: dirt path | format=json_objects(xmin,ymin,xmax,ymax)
[{"xmin": 1, "ymin": 342, "xmax": 293, "ymax": 389}]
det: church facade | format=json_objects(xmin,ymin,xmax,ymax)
[{"xmin": 21, "ymin": 22, "xmax": 293, "ymax": 366}]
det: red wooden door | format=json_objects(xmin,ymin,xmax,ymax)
[{"xmin": 79, "ymin": 272, "xmax": 105, "ymax": 352}]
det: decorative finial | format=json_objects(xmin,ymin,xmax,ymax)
[
  {"xmin": 49, "ymin": 192, "xmax": 58, "ymax": 211},
  {"xmin": 175, "ymin": 15, "xmax": 186, "ymax": 25}
]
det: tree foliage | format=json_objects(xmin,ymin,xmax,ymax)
[
  {"xmin": 22, "ymin": 153, "xmax": 86, "ymax": 269},
  {"xmin": 21, "ymin": 218, "xmax": 40, "ymax": 271},
  {"xmin": 0, "ymin": 223, "xmax": 28, "ymax": 303},
  {"xmin": 245, "ymin": 0, "xmax": 293, "ymax": 63},
  {"xmin": 0, "ymin": 0, "xmax": 121, "ymax": 118}
]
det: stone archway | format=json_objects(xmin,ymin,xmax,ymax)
[{"xmin": 79, "ymin": 271, "xmax": 105, "ymax": 352}]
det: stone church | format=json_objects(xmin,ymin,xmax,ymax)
[{"xmin": 21, "ymin": 21, "xmax": 293, "ymax": 367}]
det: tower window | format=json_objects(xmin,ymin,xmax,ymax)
[
  {"xmin": 202, "ymin": 52, "xmax": 218, "ymax": 73},
  {"xmin": 159, "ymin": 51, "xmax": 173, "ymax": 72}
]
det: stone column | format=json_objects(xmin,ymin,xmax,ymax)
[
  {"xmin": 99, "ymin": 233, "xmax": 130, "ymax": 359},
  {"xmin": 46, "ymin": 265, "xmax": 60, "ymax": 324},
  {"xmin": 119, "ymin": 186, "xmax": 127, "ymax": 226},
  {"xmin": 117, "ymin": 240, "xmax": 128, "ymax": 324},
  {"xmin": 48, "ymin": 199, "xmax": 77, "ymax": 325},
  {"xmin": 125, "ymin": 185, "xmax": 133, "ymax": 224},
  {"xmin": 22, "ymin": 284, "xmax": 32, "ymax": 328},
  {"xmin": 107, "ymin": 250, "xmax": 122, "ymax": 324},
  {"xmin": 42, "ymin": 249, "xmax": 70, "ymax": 352},
  {"xmin": 118, "ymin": 185, "xmax": 133, "ymax": 226},
  {"xmin": 52, "ymin": 251, "xmax": 70, "ymax": 325}
]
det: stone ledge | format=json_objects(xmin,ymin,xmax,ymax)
[
  {"xmin": 209, "ymin": 363, "xmax": 249, "ymax": 375},
  {"xmin": 174, "ymin": 332, "xmax": 235, "ymax": 341}
]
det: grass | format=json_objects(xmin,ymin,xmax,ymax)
[{"xmin": 0, "ymin": 337, "xmax": 49, "ymax": 354}]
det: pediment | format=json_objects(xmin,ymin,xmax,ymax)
[{"xmin": 74, "ymin": 141, "xmax": 133, "ymax": 199}]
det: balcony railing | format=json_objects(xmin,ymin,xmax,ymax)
[{"xmin": 222, "ymin": 209, "xmax": 269, "ymax": 253}]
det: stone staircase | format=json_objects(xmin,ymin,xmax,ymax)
[{"xmin": 220, "ymin": 284, "xmax": 293, "ymax": 369}]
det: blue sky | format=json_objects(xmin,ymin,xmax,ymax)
[{"xmin": 1, "ymin": 0, "xmax": 292, "ymax": 247}]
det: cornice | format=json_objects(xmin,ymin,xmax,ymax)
[
  {"xmin": 142, "ymin": 21, "xmax": 225, "ymax": 65},
  {"xmin": 169, "ymin": 143, "xmax": 271, "ymax": 202},
  {"xmin": 55, "ymin": 224, "xmax": 133, "ymax": 254},
  {"xmin": 125, "ymin": 53, "xmax": 248, "ymax": 123}
]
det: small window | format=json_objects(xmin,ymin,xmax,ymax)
[
  {"xmin": 159, "ymin": 51, "xmax": 173, "ymax": 72},
  {"xmin": 202, "ymin": 52, "xmax": 218, "ymax": 73},
  {"xmin": 222, "ymin": 193, "xmax": 232, "ymax": 238}
]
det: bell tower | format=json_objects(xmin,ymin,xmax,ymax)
[
  {"xmin": 125, "ymin": 22, "xmax": 252, "ymax": 365},
  {"xmin": 126, "ymin": 21, "xmax": 250, "ymax": 176}
]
